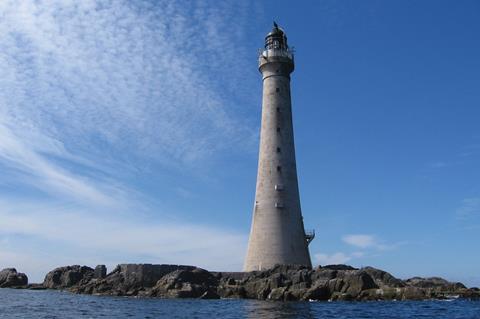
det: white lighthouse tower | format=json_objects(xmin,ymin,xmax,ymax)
[{"xmin": 244, "ymin": 23, "xmax": 314, "ymax": 271}]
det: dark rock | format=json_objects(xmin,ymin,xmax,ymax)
[
  {"xmin": 358, "ymin": 287, "xmax": 402, "ymax": 301},
  {"xmin": 285, "ymin": 288, "xmax": 308, "ymax": 301},
  {"xmin": 117, "ymin": 264, "xmax": 196, "ymax": 287},
  {"xmin": 291, "ymin": 269, "xmax": 312, "ymax": 287},
  {"xmin": 34, "ymin": 263, "xmax": 478, "ymax": 302},
  {"xmin": 358, "ymin": 288, "xmax": 380, "ymax": 301},
  {"xmin": 217, "ymin": 284, "xmax": 246, "ymax": 299},
  {"xmin": 268, "ymin": 264, "xmax": 309, "ymax": 273},
  {"xmin": 267, "ymin": 287, "xmax": 288, "ymax": 300},
  {"xmin": 310, "ymin": 268, "xmax": 338, "ymax": 284},
  {"xmin": 94, "ymin": 265, "xmax": 107, "ymax": 279},
  {"xmin": 322, "ymin": 264, "xmax": 358, "ymax": 271},
  {"xmin": 402, "ymin": 286, "xmax": 426, "ymax": 300},
  {"xmin": 379, "ymin": 287, "xmax": 402, "ymax": 300},
  {"xmin": 333, "ymin": 270, "xmax": 378, "ymax": 296},
  {"xmin": 330, "ymin": 292, "xmax": 354, "ymax": 301},
  {"xmin": 243, "ymin": 277, "xmax": 271, "ymax": 299},
  {"xmin": 212, "ymin": 272, "xmax": 247, "ymax": 282},
  {"xmin": 235, "ymin": 264, "xmax": 315, "ymax": 300},
  {"xmin": 362, "ymin": 267, "xmax": 405, "ymax": 288},
  {"xmin": 303, "ymin": 284, "xmax": 330, "ymax": 301},
  {"xmin": 113, "ymin": 264, "xmax": 196, "ymax": 288},
  {"xmin": 460, "ymin": 289, "xmax": 480, "ymax": 299},
  {"xmin": 217, "ymin": 275, "xmax": 246, "ymax": 298},
  {"xmin": 199, "ymin": 289, "xmax": 220, "ymax": 299},
  {"xmin": 27, "ymin": 283, "xmax": 47, "ymax": 290},
  {"xmin": 0, "ymin": 268, "xmax": 28, "ymax": 288},
  {"xmin": 74, "ymin": 264, "xmax": 196, "ymax": 296},
  {"xmin": 150, "ymin": 267, "xmax": 218, "ymax": 298},
  {"xmin": 406, "ymin": 277, "xmax": 466, "ymax": 291},
  {"xmin": 43, "ymin": 265, "xmax": 93, "ymax": 289},
  {"xmin": 217, "ymin": 264, "xmax": 377, "ymax": 301}
]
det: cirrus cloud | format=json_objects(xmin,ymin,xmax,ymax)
[
  {"xmin": 0, "ymin": 0, "xmax": 259, "ymax": 282},
  {"xmin": 342, "ymin": 234, "xmax": 403, "ymax": 251}
]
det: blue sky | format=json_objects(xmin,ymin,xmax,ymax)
[{"xmin": 0, "ymin": 0, "xmax": 479, "ymax": 286}]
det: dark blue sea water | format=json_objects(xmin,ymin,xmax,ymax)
[{"xmin": 1, "ymin": 289, "xmax": 479, "ymax": 319}]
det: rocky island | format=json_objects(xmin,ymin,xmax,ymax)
[{"xmin": 1, "ymin": 264, "xmax": 479, "ymax": 302}]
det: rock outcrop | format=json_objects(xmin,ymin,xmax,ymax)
[
  {"xmin": 43, "ymin": 265, "xmax": 94, "ymax": 289},
  {"xmin": 94, "ymin": 265, "xmax": 107, "ymax": 279},
  {"xmin": 13, "ymin": 263, "xmax": 479, "ymax": 301},
  {"xmin": 405, "ymin": 277, "xmax": 466, "ymax": 290},
  {"xmin": 0, "ymin": 268, "xmax": 28, "ymax": 288},
  {"xmin": 362, "ymin": 266, "xmax": 406, "ymax": 288},
  {"xmin": 215, "ymin": 264, "xmax": 478, "ymax": 301},
  {"xmin": 70, "ymin": 264, "xmax": 198, "ymax": 296},
  {"xmin": 149, "ymin": 268, "xmax": 220, "ymax": 299}
]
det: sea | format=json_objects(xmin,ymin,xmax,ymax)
[{"xmin": 1, "ymin": 289, "xmax": 479, "ymax": 319}]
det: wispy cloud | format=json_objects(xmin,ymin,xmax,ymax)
[
  {"xmin": 315, "ymin": 252, "xmax": 351, "ymax": 265},
  {"xmin": 0, "ymin": 0, "xmax": 257, "ymax": 169},
  {"xmin": 314, "ymin": 234, "xmax": 406, "ymax": 265},
  {"xmin": 429, "ymin": 161, "xmax": 449, "ymax": 169},
  {"xmin": 0, "ymin": 0, "xmax": 258, "ymax": 209},
  {"xmin": 314, "ymin": 234, "xmax": 403, "ymax": 267},
  {"xmin": 0, "ymin": 122, "xmax": 130, "ymax": 207},
  {"xmin": 314, "ymin": 234, "xmax": 406, "ymax": 267},
  {"xmin": 315, "ymin": 251, "xmax": 368, "ymax": 265},
  {"xmin": 427, "ymin": 142, "xmax": 480, "ymax": 169},
  {"xmin": 342, "ymin": 234, "xmax": 377, "ymax": 249},
  {"xmin": 342, "ymin": 234, "xmax": 404, "ymax": 251},
  {"xmin": 456, "ymin": 198, "xmax": 480, "ymax": 221},
  {"xmin": 0, "ymin": 199, "xmax": 247, "ymax": 281},
  {"xmin": 0, "ymin": 0, "xmax": 258, "ymax": 280}
]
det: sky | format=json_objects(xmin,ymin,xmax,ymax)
[{"xmin": 0, "ymin": 0, "xmax": 479, "ymax": 286}]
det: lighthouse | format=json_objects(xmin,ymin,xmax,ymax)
[{"xmin": 244, "ymin": 23, "xmax": 314, "ymax": 271}]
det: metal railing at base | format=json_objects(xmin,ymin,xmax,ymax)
[
  {"xmin": 305, "ymin": 229, "xmax": 315, "ymax": 245},
  {"xmin": 258, "ymin": 47, "xmax": 295, "ymax": 60}
]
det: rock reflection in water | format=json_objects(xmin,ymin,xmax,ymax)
[{"xmin": 244, "ymin": 300, "xmax": 315, "ymax": 319}]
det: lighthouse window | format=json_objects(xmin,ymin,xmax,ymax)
[
  {"xmin": 276, "ymin": 147, "xmax": 281, "ymax": 153},
  {"xmin": 276, "ymin": 127, "xmax": 281, "ymax": 133},
  {"xmin": 276, "ymin": 88, "xmax": 280, "ymax": 93},
  {"xmin": 276, "ymin": 165, "xmax": 282, "ymax": 172},
  {"xmin": 276, "ymin": 107, "xmax": 280, "ymax": 112}
]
